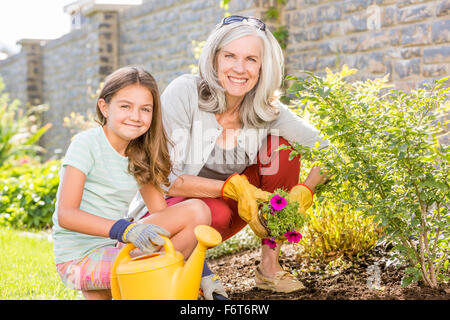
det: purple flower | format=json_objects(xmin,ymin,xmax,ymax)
[
  {"xmin": 284, "ymin": 230, "xmax": 302, "ymax": 243},
  {"xmin": 262, "ymin": 238, "xmax": 277, "ymax": 249},
  {"xmin": 268, "ymin": 205, "xmax": 276, "ymax": 215},
  {"xmin": 270, "ymin": 194, "xmax": 287, "ymax": 211}
]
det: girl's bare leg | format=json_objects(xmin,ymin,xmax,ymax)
[
  {"xmin": 140, "ymin": 199, "xmax": 211, "ymax": 257},
  {"xmin": 82, "ymin": 199, "xmax": 210, "ymax": 300},
  {"xmin": 82, "ymin": 289, "xmax": 112, "ymax": 300}
]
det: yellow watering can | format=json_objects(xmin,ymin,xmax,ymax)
[{"xmin": 110, "ymin": 225, "xmax": 222, "ymax": 300}]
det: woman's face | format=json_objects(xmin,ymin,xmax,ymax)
[{"xmin": 216, "ymin": 35, "xmax": 263, "ymax": 103}]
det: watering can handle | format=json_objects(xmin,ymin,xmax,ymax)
[
  {"xmin": 110, "ymin": 236, "xmax": 175, "ymax": 300},
  {"xmin": 160, "ymin": 235, "xmax": 176, "ymax": 257}
]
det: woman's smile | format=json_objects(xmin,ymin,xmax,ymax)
[
  {"xmin": 228, "ymin": 76, "xmax": 248, "ymax": 85},
  {"xmin": 216, "ymin": 35, "xmax": 262, "ymax": 102}
]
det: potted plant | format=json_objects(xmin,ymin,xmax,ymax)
[{"xmin": 257, "ymin": 188, "xmax": 307, "ymax": 249}]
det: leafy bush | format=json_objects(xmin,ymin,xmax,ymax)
[
  {"xmin": 286, "ymin": 66, "xmax": 449, "ymax": 288},
  {"xmin": 0, "ymin": 77, "xmax": 51, "ymax": 166},
  {"xmin": 0, "ymin": 158, "xmax": 61, "ymax": 230},
  {"xmin": 299, "ymin": 198, "xmax": 380, "ymax": 261}
]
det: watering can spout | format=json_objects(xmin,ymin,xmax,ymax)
[{"xmin": 178, "ymin": 225, "xmax": 222, "ymax": 298}]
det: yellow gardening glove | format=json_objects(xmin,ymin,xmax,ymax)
[
  {"xmin": 221, "ymin": 173, "xmax": 270, "ymax": 238},
  {"xmin": 288, "ymin": 184, "xmax": 313, "ymax": 214}
]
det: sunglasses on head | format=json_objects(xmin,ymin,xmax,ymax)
[{"xmin": 221, "ymin": 15, "xmax": 266, "ymax": 31}]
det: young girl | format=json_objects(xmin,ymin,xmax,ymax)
[{"xmin": 52, "ymin": 66, "xmax": 211, "ymax": 300}]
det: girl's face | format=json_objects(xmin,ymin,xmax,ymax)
[
  {"xmin": 216, "ymin": 35, "xmax": 262, "ymax": 104},
  {"xmin": 98, "ymin": 84, "xmax": 153, "ymax": 147}
]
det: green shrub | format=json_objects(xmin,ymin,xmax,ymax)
[
  {"xmin": 0, "ymin": 77, "xmax": 51, "ymax": 166},
  {"xmin": 287, "ymin": 66, "xmax": 449, "ymax": 288},
  {"xmin": 299, "ymin": 198, "xmax": 380, "ymax": 262},
  {"xmin": 0, "ymin": 158, "xmax": 61, "ymax": 229}
]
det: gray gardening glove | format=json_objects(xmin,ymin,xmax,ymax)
[
  {"xmin": 109, "ymin": 219, "xmax": 170, "ymax": 254},
  {"xmin": 200, "ymin": 274, "xmax": 229, "ymax": 300},
  {"xmin": 124, "ymin": 223, "xmax": 170, "ymax": 254}
]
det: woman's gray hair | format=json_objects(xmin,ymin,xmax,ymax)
[{"xmin": 197, "ymin": 21, "xmax": 284, "ymax": 128}]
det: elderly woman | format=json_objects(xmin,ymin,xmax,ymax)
[{"xmin": 128, "ymin": 15, "xmax": 328, "ymax": 299}]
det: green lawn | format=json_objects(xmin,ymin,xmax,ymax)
[
  {"xmin": 0, "ymin": 225, "xmax": 258, "ymax": 300},
  {"xmin": 0, "ymin": 227, "xmax": 82, "ymax": 300}
]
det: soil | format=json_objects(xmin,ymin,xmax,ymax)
[{"xmin": 208, "ymin": 243, "xmax": 450, "ymax": 300}]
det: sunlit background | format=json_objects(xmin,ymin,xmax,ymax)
[{"xmin": 0, "ymin": 0, "xmax": 142, "ymax": 59}]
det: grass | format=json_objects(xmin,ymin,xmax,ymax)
[
  {"xmin": 206, "ymin": 225, "xmax": 261, "ymax": 259},
  {"xmin": 0, "ymin": 225, "xmax": 258, "ymax": 300},
  {"xmin": 0, "ymin": 227, "xmax": 82, "ymax": 300}
]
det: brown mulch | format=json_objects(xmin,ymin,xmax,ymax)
[{"xmin": 209, "ymin": 243, "xmax": 450, "ymax": 300}]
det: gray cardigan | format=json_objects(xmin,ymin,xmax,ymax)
[{"xmin": 126, "ymin": 74, "xmax": 329, "ymax": 220}]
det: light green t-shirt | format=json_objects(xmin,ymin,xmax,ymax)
[{"xmin": 52, "ymin": 126, "xmax": 139, "ymax": 264}]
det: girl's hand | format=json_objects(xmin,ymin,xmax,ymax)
[{"xmin": 109, "ymin": 219, "xmax": 170, "ymax": 254}]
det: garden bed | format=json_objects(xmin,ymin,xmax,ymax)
[{"xmin": 209, "ymin": 243, "xmax": 450, "ymax": 300}]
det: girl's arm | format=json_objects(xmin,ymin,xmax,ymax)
[
  {"xmin": 167, "ymin": 174, "xmax": 224, "ymax": 198},
  {"xmin": 57, "ymin": 165, "xmax": 115, "ymax": 237},
  {"xmin": 139, "ymin": 183, "xmax": 168, "ymax": 213}
]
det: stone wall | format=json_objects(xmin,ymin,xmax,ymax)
[
  {"xmin": 118, "ymin": 0, "xmax": 256, "ymax": 87},
  {"xmin": 284, "ymin": 0, "xmax": 450, "ymax": 90},
  {"xmin": 39, "ymin": 10, "xmax": 120, "ymax": 155},
  {"xmin": 0, "ymin": 0, "xmax": 448, "ymax": 156},
  {"xmin": 0, "ymin": 49, "xmax": 29, "ymax": 109}
]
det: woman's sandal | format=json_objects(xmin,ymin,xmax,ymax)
[{"xmin": 254, "ymin": 267, "xmax": 306, "ymax": 293}]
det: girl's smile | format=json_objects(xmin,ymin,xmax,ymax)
[{"xmin": 97, "ymin": 84, "xmax": 153, "ymax": 155}]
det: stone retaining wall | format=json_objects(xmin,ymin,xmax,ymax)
[{"xmin": 284, "ymin": 0, "xmax": 450, "ymax": 90}]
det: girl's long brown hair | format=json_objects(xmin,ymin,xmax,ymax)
[{"xmin": 96, "ymin": 66, "xmax": 173, "ymax": 192}]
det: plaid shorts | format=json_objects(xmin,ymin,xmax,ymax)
[{"xmin": 56, "ymin": 244, "xmax": 124, "ymax": 291}]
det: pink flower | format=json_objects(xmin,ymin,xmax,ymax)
[
  {"xmin": 19, "ymin": 157, "xmax": 30, "ymax": 165},
  {"xmin": 284, "ymin": 230, "xmax": 302, "ymax": 243},
  {"xmin": 270, "ymin": 194, "xmax": 287, "ymax": 211},
  {"xmin": 262, "ymin": 238, "xmax": 277, "ymax": 249}
]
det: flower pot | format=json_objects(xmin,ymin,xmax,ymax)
[
  {"xmin": 257, "ymin": 209, "xmax": 300, "ymax": 243},
  {"xmin": 244, "ymin": 208, "xmax": 270, "ymax": 239},
  {"xmin": 257, "ymin": 209, "xmax": 271, "ymax": 237}
]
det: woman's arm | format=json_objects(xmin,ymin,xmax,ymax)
[
  {"xmin": 302, "ymin": 165, "xmax": 328, "ymax": 194},
  {"xmin": 57, "ymin": 165, "xmax": 115, "ymax": 237},
  {"xmin": 271, "ymin": 102, "xmax": 330, "ymax": 151},
  {"xmin": 167, "ymin": 174, "xmax": 224, "ymax": 198}
]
